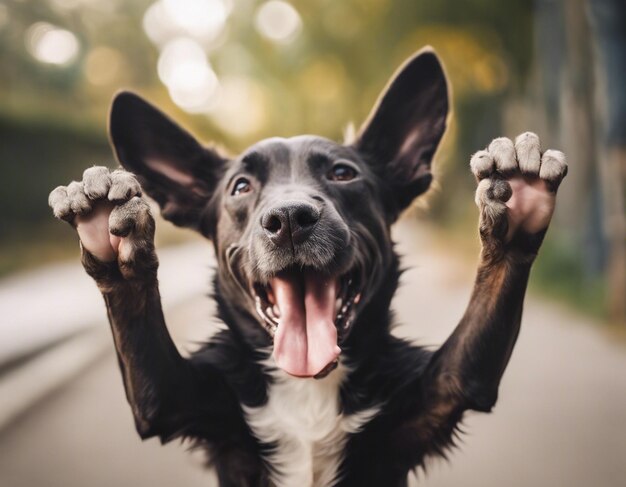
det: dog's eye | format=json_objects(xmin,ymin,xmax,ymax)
[
  {"xmin": 232, "ymin": 177, "xmax": 252, "ymax": 196},
  {"xmin": 328, "ymin": 163, "xmax": 357, "ymax": 182}
]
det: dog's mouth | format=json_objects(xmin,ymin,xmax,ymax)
[{"xmin": 252, "ymin": 269, "xmax": 361, "ymax": 379}]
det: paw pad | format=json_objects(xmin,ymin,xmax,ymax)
[
  {"xmin": 471, "ymin": 132, "xmax": 567, "ymax": 246},
  {"xmin": 49, "ymin": 167, "xmax": 153, "ymax": 269}
]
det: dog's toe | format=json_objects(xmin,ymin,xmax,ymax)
[
  {"xmin": 539, "ymin": 150, "xmax": 568, "ymax": 188},
  {"xmin": 49, "ymin": 185, "xmax": 73, "ymax": 221},
  {"xmin": 514, "ymin": 132, "xmax": 541, "ymax": 175},
  {"xmin": 83, "ymin": 166, "xmax": 112, "ymax": 200},
  {"xmin": 108, "ymin": 170, "xmax": 142, "ymax": 202},
  {"xmin": 67, "ymin": 181, "xmax": 92, "ymax": 215},
  {"xmin": 109, "ymin": 196, "xmax": 151, "ymax": 237},
  {"xmin": 109, "ymin": 197, "xmax": 156, "ymax": 278},
  {"xmin": 470, "ymin": 150, "xmax": 494, "ymax": 180},
  {"xmin": 475, "ymin": 178, "xmax": 509, "ymax": 242},
  {"xmin": 488, "ymin": 137, "xmax": 517, "ymax": 176}
]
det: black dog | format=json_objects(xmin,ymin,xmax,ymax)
[{"xmin": 49, "ymin": 48, "xmax": 567, "ymax": 486}]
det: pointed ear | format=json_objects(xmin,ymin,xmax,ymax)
[
  {"xmin": 109, "ymin": 91, "xmax": 227, "ymax": 232},
  {"xmin": 353, "ymin": 48, "xmax": 449, "ymax": 216}
]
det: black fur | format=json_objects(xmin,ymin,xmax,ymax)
[{"xmin": 55, "ymin": 49, "xmax": 551, "ymax": 486}]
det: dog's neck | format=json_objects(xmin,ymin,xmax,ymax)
[
  {"xmin": 243, "ymin": 361, "xmax": 381, "ymax": 487},
  {"xmin": 342, "ymin": 251, "xmax": 401, "ymax": 351}
]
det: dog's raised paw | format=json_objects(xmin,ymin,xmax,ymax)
[
  {"xmin": 49, "ymin": 167, "xmax": 156, "ymax": 278},
  {"xmin": 470, "ymin": 132, "xmax": 567, "ymax": 255}
]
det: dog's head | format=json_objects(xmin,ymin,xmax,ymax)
[{"xmin": 109, "ymin": 48, "xmax": 448, "ymax": 378}]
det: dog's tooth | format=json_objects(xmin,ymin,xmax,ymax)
[
  {"xmin": 267, "ymin": 308, "xmax": 279, "ymax": 324},
  {"xmin": 255, "ymin": 296, "xmax": 276, "ymax": 330},
  {"xmin": 354, "ymin": 293, "xmax": 361, "ymax": 304}
]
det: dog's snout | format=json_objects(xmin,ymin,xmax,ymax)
[{"xmin": 261, "ymin": 202, "xmax": 321, "ymax": 248}]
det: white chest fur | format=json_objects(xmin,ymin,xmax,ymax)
[{"xmin": 243, "ymin": 365, "xmax": 379, "ymax": 487}]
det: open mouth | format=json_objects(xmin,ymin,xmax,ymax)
[{"xmin": 252, "ymin": 269, "xmax": 361, "ymax": 379}]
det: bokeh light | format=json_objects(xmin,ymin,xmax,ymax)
[
  {"xmin": 157, "ymin": 37, "xmax": 219, "ymax": 113},
  {"xmin": 143, "ymin": 0, "xmax": 176, "ymax": 46},
  {"xmin": 254, "ymin": 1, "xmax": 302, "ymax": 44},
  {"xmin": 144, "ymin": 0, "xmax": 230, "ymax": 47},
  {"xmin": 25, "ymin": 22, "xmax": 80, "ymax": 66},
  {"xmin": 208, "ymin": 75, "xmax": 267, "ymax": 136}
]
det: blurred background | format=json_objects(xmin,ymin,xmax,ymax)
[{"xmin": 0, "ymin": 0, "xmax": 624, "ymax": 486}]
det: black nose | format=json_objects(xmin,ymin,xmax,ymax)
[{"xmin": 261, "ymin": 202, "xmax": 321, "ymax": 248}]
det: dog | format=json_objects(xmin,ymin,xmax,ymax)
[{"xmin": 48, "ymin": 48, "xmax": 567, "ymax": 486}]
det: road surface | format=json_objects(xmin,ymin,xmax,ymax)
[{"xmin": 1, "ymin": 220, "xmax": 625, "ymax": 487}]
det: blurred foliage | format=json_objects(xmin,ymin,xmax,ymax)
[
  {"xmin": 0, "ymin": 0, "xmax": 615, "ymax": 320},
  {"xmin": 532, "ymin": 237, "xmax": 608, "ymax": 319},
  {"xmin": 0, "ymin": 0, "xmax": 532, "ymax": 235}
]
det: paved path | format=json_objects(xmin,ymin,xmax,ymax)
[
  {"xmin": 1, "ymin": 220, "xmax": 625, "ymax": 487},
  {"xmin": 0, "ymin": 240, "xmax": 212, "ymax": 365}
]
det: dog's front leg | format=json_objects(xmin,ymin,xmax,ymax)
[
  {"xmin": 49, "ymin": 167, "xmax": 208, "ymax": 439},
  {"xmin": 395, "ymin": 133, "xmax": 568, "ymax": 466}
]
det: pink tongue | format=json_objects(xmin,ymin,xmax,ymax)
[{"xmin": 272, "ymin": 271, "xmax": 341, "ymax": 377}]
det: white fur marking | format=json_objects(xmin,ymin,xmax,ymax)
[{"xmin": 243, "ymin": 363, "xmax": 380, "ymax": 487}]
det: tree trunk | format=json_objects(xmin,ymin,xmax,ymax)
[{"xmin": 588, "ymin": 0, "xmax": 626, "ymax": 325}]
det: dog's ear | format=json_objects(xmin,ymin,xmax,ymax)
[
  {"xmin": 353, "ymin": 48, "xmax": 449, "ymax": 216},
  {"xmin": 109, "ymin": 91, "xmax": 227, "ymax": 232}
]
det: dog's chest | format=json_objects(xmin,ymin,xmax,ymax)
[{"xmin": 243, "ymin": 366, "xmax": 378, "ymax": 487}]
